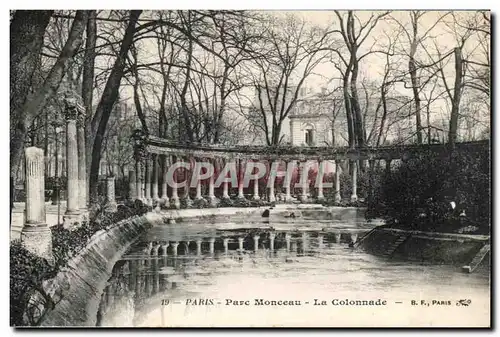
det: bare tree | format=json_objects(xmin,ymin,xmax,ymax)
[{"xmin": 245, "ymin": 14, "xmax": 332, "ymax": 145}]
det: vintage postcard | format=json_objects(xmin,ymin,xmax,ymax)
[{"xmin": 9, "ymin": 9, "xmax": 490, "ymax": 328}]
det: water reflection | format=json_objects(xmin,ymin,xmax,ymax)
[{"xmin": 96, "ymin": 222, "xmax": 490, "ymax": 327}]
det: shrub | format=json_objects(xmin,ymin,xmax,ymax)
[
  {"xmin": 10, "ymin": 201, "xmax": 149, "ymax": 326},
  {"xmin": 369, "ymin": 147, "xmax": 490, "ymax": 233}
]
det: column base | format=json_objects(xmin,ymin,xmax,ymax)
[
  {"xmin": 269, "ymin": 194, "xmax": 276, "ymax": 203},
  {"xmin": 105, "ymin": 202, "xmax": 118, "ymax": 213},
  {"xmin": 299, "ymin": 194, "xmax": 308, "ymax": 203},
  {"xmin": 146, "ymin": 198, "xmax": 153, "ymax": 207},
  {"xmin": 63, "ymin": 211, "xmax": 81, "ymax": 229},
  {"xmin": 162, "ymin": 198, "xmax": 170, "ymax": 209},
  {"xmin": 334, "ymin": 194, "xmax": 342, "ymax": 203},
  {"xmin": 317, "ymin": 195, "xmax": 325, "ymax": 202},
  {"xmin": 350, "ymin": 195, "xmax": 358, "ymax": 202},
  {"xmin": 21, "ymin": 225, "xmax": 53, "ymax": 262},
  {"xmin": 171, "ymin": 197, "xmax": 181, "ymax": 209},
  {"xmin": 79, "ymin": 208, "xmax": 90, "ymax": 223},
  {"xmin": 284, "ymin": 194, "xmax": 294, "ymax": 202},
  {"xmin": 222, "ymin": 194, "xmax": 230, "ymax": 199},
  {"xmin": 252, "ymin": 195, "xmax": 260, "ymax": 201},
  {"xmin": 183, "ymin": 196, "xmax": 193, "ymax": 207},
  {"xmin": 237, "ymin": 194, "xmax": 245, "ymax": 200},
  {"xmin": 208, "ymin": 196, "xmax": 218, "ymax": 207}
]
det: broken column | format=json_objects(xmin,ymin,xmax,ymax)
[
  {"xmin": 128, "ymin": 169, "xmax": 136, "ymax": 201},
  {"xmin": 106, "ymin": 175, "xmax": 117, "ymax": 212},
  {"xmin": 21, "ymin": 147, "xmax": 53, "ymax": 261}
]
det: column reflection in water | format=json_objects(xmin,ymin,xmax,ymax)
[
  {"xmin": 155, "ymin": 258, "xmax": 160, "ymax": 295},
  {"xmin": 209, "ymin": 238, "xmax": 215, "ymax": 255},
  {"xmin": 162, "ymin": 243, "xmax": 169, "ymax": 257},
  {"xmin": 253, "ymin": 235, "xmax": 259, "ymax": 252},
  {"xmin": 196, "ymin": 240, "xmax": 202, "ymax": 256},
  {"xmin": 318, "ymin": 234, "xmax": 324, "ymax": 250},
  {"xmin": 301, "ymin": 232, "xmax": 308, "ymax": 254},
  {"xmin": 335, "ymin": 233, "xmax": 341, "ymax": 244},
  {"xmin": 128, "ymin": 260, "xmax": 136, "ymax": 293},
  {"xmin": 285, "ymin": 233, "xmax": 291, "ymax": 252},
  {"xmin": 172, "ymin": 242, "xmax": 179, "ymax": 256},
  {"xmin": 350, "ymin": 233, "xmax": 358, "ymax": 244},
  {"xmin": 269, "ymin": 233, "xmax": 275, "ymax": 252}
]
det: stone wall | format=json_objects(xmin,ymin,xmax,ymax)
[{"xmin": 39, "ymin": 212, "xmax": 167, "ymax": 327}]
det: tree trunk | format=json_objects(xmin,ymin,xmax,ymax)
[
  {"xmin": 449, "ymin": 47, "xmax": 463, "ymax": 150},
  {"xmin": 11, "ymin": 10, "xmax": 87, "ymax": 180},
  {"xmin": 342, "ymin": 75, "xmax": 355, "ymax": 148},
  {"xmin": 83, "ymin": 10, "xmax": 97, "ymax": 173},
  {"xmin": 409, "ymin": 41, "xmax": 423, "ymax": 144},
  {"xmin": 89, "ymin": 10, "xmax": 142, "ymax": 203},
  {"xmin": 10, "ymin": 10, "xmax": 53, "ymax": 179}
]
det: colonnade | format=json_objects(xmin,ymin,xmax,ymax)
[{"xmin": 129, "ymin": 148, "xmax": 395, "ymax": 207}]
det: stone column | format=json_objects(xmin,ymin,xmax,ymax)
[
  {"xmin": 301, "ymin": 232, "xmax": 308, "ymax": 253},
  {"xmin": 253, "ymin": 235, "xmax": 260, "ymax": 252},
  {"xmin": 238, "ymin": 237, "xmax": 244, "ymax": 251},
  {"xmin": 368, "ymin": 159, "xmax": 376, "ymax": 204},
  {"xmin": 128, "ymin": 169, "xmax": 136, "ymax": 201},
  {"xmin": 144, "ymin": 155, "xmax": 152, "ymax": 206},
  {"xmin": 269, "ymin": 232, "xmax": 276, "ymax": 251},
  {"xmin": 284, "ymin": 161, "xmax": 292, "ymax": 202},
  {"xmin": 208, "ymin": 159, "xmax": 217, "ymax": 206},
  {"xmin": 171, "ymin": 242, "xmax": 179, "ymax": 256},
  {"xmin": 134, "ymin": 158, "xmax": 142, "ymax": 201},
  {"xmin": 252, "ymin": 161, "xmax": 260, "ymax": 200},
  {"xmin": 195, "ymin": 178, "xmax": 203, "ymax": 200},
  {"xmin": 221, "ymin": 159, "xmax": 230, "ymax": 199},
  {"xmin": 151, "ymin": 153, "xmax": 159, "ymax": 205},
  {"xmin": 223, "ymin": 238, "xmax": 229, "ymax": 254},
  {"xmin": 268, "ymin": 162, "xmax": 276, "ymax": 202},
  {"xmin": 162, "ymin": 243, "xmax": 169, "ymax": 256},
  {"xmin": 350, "ymin": 160, "xmax": 358, "ymax": 202},
  {"xmin": 222, "ymin": 181, "xmax": 230, "ymax": 199},
  {"xmin": 285, "ymin": 233, "xmax": 291, "ymax": 252},
  {"xmin": 237, "ymin": 158, "xmax": 245, "ymax": 199},
  {"xmin": 318, "ymin": 234, "xmax": 324, "ymax": 250},
  {"xmin": 106, "ymin": 176, "xmax": 117, "ymax": 212},
  {"xmin": 160, "ymin": 155, "xmax": 169, "ymax": 208},
  {"xmin": 385, "ymin": 159, "xmax": 392, "ymax": 176},
  {"xmin": 334, "ymin": 161, "xmax": 341, "ymax": 203},
  {"xmin": 195, "ymin": 158, "xmax": 203, "ymax": 200},
  {"xmin": 21, "ymin": 147, "xmax": 52, "ymax": 260},
  {"xmin": 63, "ymin": 102, "xmax": 80, "ymax": 227},
  {"xmin": 76, "ymin": 108, "xmax": 88, "ymax": 220},
  {"xmin": 299, "ymin": 160, "xmax": 308, "ymax": 202},
  {"xmin": 209, "ymin": 238, "xmax": 215, "ymax": 255},
  {"xmin": 171, "ymin": 156, "xmax": 180, "ymax": 209},
  {"xmin": 350, "ymin": 233, "xmax": 358, "ymax": 244},
  {"xmin": 334, "ymin": 233, "xmax": 341, "ymax": 244},
  {"xmin": 182, "ymin": 157, "xmax": 192, "ymax": 206},
  {"xmin": 196, "ymin": 240, "xmax": 202, "ymax": 256},
  {"xmin": 317, "ymin": 160, "xmax": 325, "ymax": 201}
]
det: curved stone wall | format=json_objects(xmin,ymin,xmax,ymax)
[{"xmin": 39, "ymin": 213, "xmax": 167, "ymax": 327}]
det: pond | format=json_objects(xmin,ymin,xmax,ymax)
[{"xmin": 96, "ymin": 214, "xmax": 490, "ymax": 327}]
